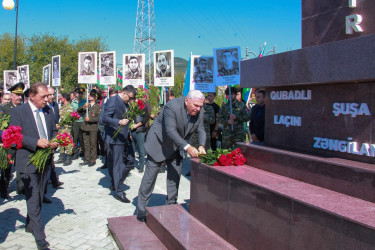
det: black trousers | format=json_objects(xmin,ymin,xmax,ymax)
[
  {"xmin": 21, "ymin": 166, "xmax": 50, "ymax": 241},
  {"xmin": 0, "ymin": 166, "xmax": 12, "ymax": 195}
]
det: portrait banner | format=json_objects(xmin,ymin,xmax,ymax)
[
  {"xmin": 190, "ymin": 55, "xmax": 215, "ymax": 93},
  {"xmin": 99, "ymin": 51, "xmax": 116, "ymax": 85},
  {"xmin": 213, "ymin": 46, "xmax": 241, "ymax": 86},
  {"xmin": 123, "ymin": 54, "xmax": 145, "ymax": 87},
  {"xmin": 3, "ymin": 70, "xmax": 18, "ymax": 90},
  {"xmin": 17, "ymin": 65, "xmax": 30, "ymax": 90},
  {"xmin": 42, "ymin": 64, "xmax": 51, "ymax": 86},
  {"xmin": 51, "ymin": 55, "xmax": 61, "ymax": 87},
  {"xmin": 78, "ymin": 52, "xmax": 97, "ymax": 84},
  {"xmin": 154, "ymin": 50, "xmax": 174, "ymax": 87}
]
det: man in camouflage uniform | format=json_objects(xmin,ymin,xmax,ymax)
[
  {"xmin": 78, "ymin": 89, "xmax": 101, "ymax": 167},
  {"xmin": 55, "ymin": 93, "xmax": 74, "ymax": 166},
  {"xmin": 193, "ymin": 57, "xmax": 213, "ymax": 83},
  {"xmin": 190, "ymin": 102, "xmax": 215, "ymax": 150},
  {"xmin": 218, "ymin": 51, "xmax": 239, "ymax": 76},
  {"xmin": 219, "ymin": 87, "xmax": 250, "ymax": 149}
]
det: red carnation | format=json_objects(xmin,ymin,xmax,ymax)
[
  {"xmin": 213, "ymin": 162, "xmax": 220, "ymax": 166},
  {"xmin": 2, "ymin": 125, "xmax": 23, "ymax": 149},
  {"xmin": 137, "ymin": 99, "xmax": 146, "ymax": 110}
]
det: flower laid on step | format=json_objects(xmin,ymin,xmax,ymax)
[
  {"xmin": 112, "ymin": 86, "xmax": 147, "ymax": 139},
  {"xmin": 199, "ymin": 148, "xmax": 246, "ymax": 166},
  {"xmin": 0, "ymin": 125, "xmax": 23, "ymax": 169},
  {"xmin": 28, "ymin": 132, "xmax": 74, "ymax": 172}
]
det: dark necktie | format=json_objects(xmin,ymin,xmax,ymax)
[{"xmin": 35, "ymin": 109, "xmax": 47, "ymax": 139}]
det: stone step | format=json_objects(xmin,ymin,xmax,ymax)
[
  {"xmin": 239, "ymin": 142, "xmax": 375, "ymax": 203},
  {"xmin": 190, "ymin": 159, "xmax": 375, "ymax": 249},
  {"xmin": 146, "ymin": 204, "xmax": 237, "ymax": 250},
  {"xmin": 108, "ymin": 216, "xmax": 167, "ymax": 250}
]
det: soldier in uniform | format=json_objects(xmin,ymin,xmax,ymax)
[
  {"xmin": 218, "ymin": 87, "xmax": 250, "ymax": 149},
  {"xmin": 80, "ymin": 55, "xmax": 95, "ymax": 75},
  {"xmin": 218, "ymin": 50, "xmax": 239, "ymax": 76},
  {"xmin": 101, "ymin": 55, "xmax": 114, "ymax": 76},
  {"xmin": 194, "ymin": 57, "xmax": 213, "ymax": 83},
  {"xmin": 190, "ymin": 102, "xmax": 215, "ymax": 150},
  {"xmin": 55, "ymin": 93, "xmax": 74, "ymax": 166},
  {"xmin": 78, "ymin": 89, "xmax": 101, "ymax": 166},
  {"xmin": 0, "ymin": 82, "xmax": 24, "ymax": 199}
]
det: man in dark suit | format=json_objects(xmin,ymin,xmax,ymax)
[
  {"xmin": 102, "ymin": 85, "xmax": 135, "ymax": 203},
  {"xmin": 0, "ymin": 82, "xmax": 24, "ymax": 199},
  {"xmin": 10, "ymin": 82, "xmax": 58, "ymax": 250},
  {"xmin": 137, "ymin": 90, "xmax": 207, "ymax": 222}
]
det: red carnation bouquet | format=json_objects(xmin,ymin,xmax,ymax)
[
  {"xmin": 28, "ymin": 132, "xmax": 73, "ymax": 172},
  {"xmin": 200, "ymin": 148, "xmax": 246, "ymax": 166},
  {"xmin": 0, "ymin": 125, "xmax": 23, "ymax": 169},
  {"xmin": 112, "ymin": 86, "xmax": 147, "ymax": 139},
  {"xmin": 59, "ymin": 111, "xmax": 81, "ymax": 127}
]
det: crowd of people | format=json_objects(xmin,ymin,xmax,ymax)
[{"xmin": 0, "ymin": 81, "xmax": 266, "ymax": 249}]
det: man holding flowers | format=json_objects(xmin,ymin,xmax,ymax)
[{"xmin": 10, "ymin": 82, "xmax": 58, "ymax": 250}]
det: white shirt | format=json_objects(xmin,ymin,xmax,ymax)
[{"xmin": 29, "ymin": 102, "xmax": 48, "ymax": 140}]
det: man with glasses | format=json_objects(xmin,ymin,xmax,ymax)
[{"xmin": 101, "ymin": 85, "xmax": 136, "ymax": 203}]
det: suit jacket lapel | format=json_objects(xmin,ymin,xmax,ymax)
[
  {"xmin": 43, "ymin": 106, "xmax": 52, "ymax": 137},
  {"xmin": 26, "ymin": 103, "xmax": 39, "ymax": 137}
]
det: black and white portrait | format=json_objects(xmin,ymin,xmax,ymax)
[
  {"xmin": 3, "ymin": 70, "xmax": 17, "ymax": 90},
  {"xmin": 52, "ymin": 55, "xmax": 61, "ymax": 87},
  {"xmin": 99, "ymin": 51, "xmax": 116, "ymax": 85},
  {"xmin": 42, "ymin": 64, "xmax": 51, "ymax": 86},
  {"xmin": 17, "ymin": 65, "xmax": 30, "ymax": 89},
  {"xmin": 123, "ymin": 54, "xmax": 145, "ymax": 87},
  {"xmin": 213, "ymin": 46, "xmax": 241, "ymax": 86},
  {"xmin": 78, "ymin": 51, "xmax": 97, "ymax": 84},
  {"xmin": 193, "ymin": 56, "xmax": 214, "ymax": 84},
  {"xmin": 154, "ymin": 50, "xmax": 174, "ymax": 87}
]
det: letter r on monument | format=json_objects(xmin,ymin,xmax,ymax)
[{"xmin": 346, "ymin": 14, "xmax": 363, "ymax": 34}]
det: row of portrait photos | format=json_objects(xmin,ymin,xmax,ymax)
[{"xmin": 3, "ymin": 46, "xmax": 241, "ymax": 92}]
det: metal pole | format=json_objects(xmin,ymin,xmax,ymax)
[
  {"xmin": 228, "ymin": 86, "xmax": 233, "ymax": 131},
  {"xmin": 13, "ymin": 0, "xmax": 19, "ymax": 70}
]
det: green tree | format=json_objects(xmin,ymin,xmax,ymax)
[{"xmin": 0, "ymin": 33, "xmax": 27, "ymax": 82}]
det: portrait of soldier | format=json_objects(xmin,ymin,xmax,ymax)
[
  {"xmin": 101, "ymin": 55, "xmax": 114, "ymax": 76},
  {"xmin": 52, "ymin": 58, "xmax": 60, "ymax": 79},
  {"xmin": 43, "ymin": 67, "xmax": 50, "ymax": 85},
  {"xmin": 81, "ymin": 54, "xmax": 95, "ymax": 76},
  {"xmin": 217, "ymin": 50, "xmax": 239, "ymax": 76},
  {"xmin": 18, "ymin": 66, "xmax": 29, "ymax": 88},
  {"xmin": 194, "ymin": 57, "xmax": 213, "ymax": 83},
  {"xmin": 156, "ymin": 53, "xmax": 171, "ymax": 77},
  {"xmin": 125, "ymin": 56, "xmax": 142, "ymax": 79},
  {"xmin": 5, "ymin": 72, "xmax": 17, "ymax": 89}
]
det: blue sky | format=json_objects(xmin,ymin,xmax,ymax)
[{"xmin": 1, "ymin": 0, "xmax": 301, "ymax": 65}]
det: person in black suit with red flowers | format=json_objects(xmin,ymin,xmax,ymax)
[{"xmin": 10, "ymin": 82, "xmax": 58, "ymax": 250}]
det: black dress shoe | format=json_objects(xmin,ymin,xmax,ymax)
[
  {"xmin": 79, "ymin": 161, "xmax": 89, "ymax": 166},
  {"xmin": 138, "ymin": 168, "xmax": 144, "ymax": 173},
  {"xmin": 35, "ymin": 239, "xmax": 50, "ymax": 250},
  {"xmin": 137, "ymin": 210, "xmax": 147, "ymax": 222},
  {"xmin": 88, "ymin": 162, "xmax": 96, "ymax": 167},
  {"xmin": 0, "ymin": 192, "xmax": 9, "ymax": 199},
  {"xmin": 100, "ymin": 165, "xmax": 108, "ymax": 169},
  {"xmin": 25, "ymin": 226, "xmax": 33, "ymax": 234},
  {"xmin": 115, "ymin": 193, "xmax": 130, "ymax": 203},
  {"xmin": 16, "ymin": 188, "xmax": 25, "ymax": 195},
  {"xmin": 43, "ymin": 197, "xmax": 52, "ymax": 204},
  {"xmin": 185, "ymin": 171, "xmax": 191, "ymax": 177},
  {"xmin": 109, "ymin": 185, "xmax": 115, "ymax": 191},
  {"xmin": 52, "ymin": 181, "xmax": 64, "ymax": 189}
]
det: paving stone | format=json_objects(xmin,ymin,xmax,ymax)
[{"xmin": 0, "ymin": 155, "xmax": 191, "ymax": 249}]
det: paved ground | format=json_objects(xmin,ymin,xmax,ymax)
[{"xmin": 0, "ymin": 154, "xmax": 192, "ymax": 250}]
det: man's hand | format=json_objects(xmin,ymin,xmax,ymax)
[
  {"xmin": 50, "ymin": 142, "xmax": 59, "ymax": 149},
  {"xmin": 56, "ymin": 125, "xmax": 60, "ymax": 130},
  {"xmin": 186, "ymin": 146, "xmax": 199, "ymax": 158},
  {"xmin": 37, "ymin": 139, "xmax": 50, "ymax": 149},
  {"xmin": 198, "ymin": 146, "xmax": 206, "ymax": 155},
  {"xmin": 83, "ymin": 103, "xmax": 89, "ymax": 109},
  {"xmin": 229, "ymin": 113, "xmax": 236, "ymax": 120},
  {"xmin": 251, "ymin": 134, "xmax": 259, "ymax": 142},
  {"xmin": 118, "ymin": 119, "xmax": 129, "ymax": 126},
  {"xmin": 85, "ymin": 116, "xmax": 90, "ymax": 122}
]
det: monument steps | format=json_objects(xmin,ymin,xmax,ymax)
[
  {"xmin": 108, "ymin": 204, "xmax": 236, "ymax": 250},
  {"xmin": 190, "ymin": 157, "xmax": 375, "ymax": 249},
  {"xmin": 239, "ymin": 143, "xmax": 375, "ymax": 203}
]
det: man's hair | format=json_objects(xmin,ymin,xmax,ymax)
[
  {"xmin": 19, "ymin": 68, "xmax": 26, "ymax": 73},
  {"xmin": 103, "ymin": 55, "xmax": 110, "ymax": 61},
  {"xmin": 225, "ymin": 87, "xmax": 237, "ymax": 95},
  {"xmin": 198, "ymin": 58, "xmax": 208, "ymax": 64},
  {"xmin": 129, "ymin": 56, "xmax": 138, "ymax": 62},
  {"xmin": 62, "ymin": 93, "xmax": 70, "ymax": 101},
  {"xmin": 84, "ymin": 55, "xmax": 92, "ymax": 61},
  {"xmin": 256, "ymin": 89, "xmax": 266, "ymax": 97},
  {"xmin": 9, "ymin": 72, "xmax": 16, "ymax": 77},
  {"xmin": 158, "ymin": 53, "xmax": 167, "ymax": 61},
  {"xmin": 109, "ymin": 89, "xmax": 117, "ymax": 96},
  {"xmin": 186, "ymin": 90, "xmax": 205, "ymax": 100},
  {"xmin": 47, "ymin": 86, "xmax": 54, "ymax": 92},
  {"xmin": 221, "ymin": 50, "xmax": 231, "ymax": 56},
  {"xmin": 207, "ymin": 92, "xmax": 216, "ymax": 97},
  {"xmin": 30, "ymin": 82, "xmax": 48, "ymax": 95},
  {"xmin": 122, "ymin": 85, "xmax": 136, "ymax": 96}
]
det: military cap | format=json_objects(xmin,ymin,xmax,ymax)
[
  {"xmin": 90, "ymin": 89, "xmax": 100, "ymax": 99},
  {"xmin": 74, "ymin": 87, "xmax": 85, "ymax": 94},
  {"xmin": 8, "ymin": 82, "xmax": 25, "ymax": 94}
]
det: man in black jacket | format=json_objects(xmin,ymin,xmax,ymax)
[{"xmin": 250, "ymin": 90, "xmax": 266, "ymax": 144}]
